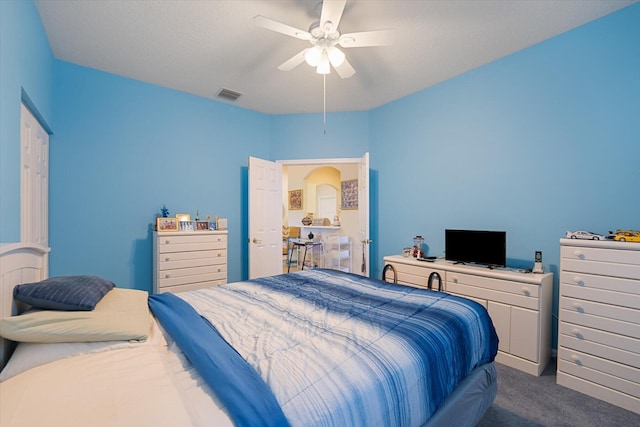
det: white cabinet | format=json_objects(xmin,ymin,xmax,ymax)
[
  {"xmin": 324, "ymin": 235, "xmax": 352, "ymax": 272},
  {"xmin": 557, "ymin": 238, "xmax": 640, "ymax": 414},
  {"xmin": 153, "ymin": 231, "xmax": 227, "ymax": 294},
  {"xmin": 383, "ymin": 255, "xmax": 553, "ymax": 376}
]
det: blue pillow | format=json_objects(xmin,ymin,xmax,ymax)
[{"xmin": 13, "ymin": 276, "xmax": 115, "ymax": 311}]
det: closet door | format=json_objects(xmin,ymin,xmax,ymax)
[{"xmin": 21, "ymin": 104, "xmax": 49, "ymax": 246}]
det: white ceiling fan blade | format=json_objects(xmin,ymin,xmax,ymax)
[
  {"xmin": 334, "ymin": 57, "xmax": 356, "ymax": 79},
  {"xmin": 278, "ymin": 49, "xmax": 308, "ymax": 71},
  {"xmin": 320, "ymin": 0, "xmax": 346, "ymax": 34},
  {"xmin": 339, "ymin": 29, "xmax": 396, "ymax": 48},
  {"xmin": 254, "ymin": 15, "xmax": 311, "ymax": 41}
]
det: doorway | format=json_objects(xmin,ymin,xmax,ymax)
[{"xmin": 248, "ymin": 154, "xmax": 370, "ymax": 279}]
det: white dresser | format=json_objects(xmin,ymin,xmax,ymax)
[
  {"xmin": 557, "ymin": 238, "xmax": 640, "ymax": 414},
  {"xmin": 383, "ymin": 255, "xmax": 553, "ymax": 376},
  {"xmin": 153, "ymin": 231, "xmax": 228, "ymax": 294}
]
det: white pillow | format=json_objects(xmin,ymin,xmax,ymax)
[
  {"xmin": 0, "ymin": 316, "xmax": 166, "ymax": 381},
  {"xmin": 0, "ymin": 288, "xmax": 150, "ymax": 343}
]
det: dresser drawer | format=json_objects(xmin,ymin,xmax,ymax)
[
  {"xmin": 159, "ymin": 255, "xmax": 226, "ymax": 271},
  {"xmin": 561, "ymin": 296, "xmax": 638, "ymax": 326},
  {"xmin": 385, "ymin": 261, "xmax": 445, "ymax": 289},
  {"xmin": 559, "ymin": 321, "xmax": 640, "ymax": 357},
  {"xmin": 159, "ymin": 240, "xmax": 226, "ymax": 253},
  {"xmin": 560, "ymin": 271, "xmax": 640, "ymax": 297},
  {"xmin": 560, "ymin": 282, "xmax": 640, "ymax": 310},
  {"xmin": 561, "ymin": 245, "xmax": 640, "ymax": 265},
  {"xmin": 561, "ymin": 309, "xmax": 638, "ymax": 340},
  {"xmin": 158, "ymin": 249, "xmax": 226, "ymax": 268},
  {"xmin": 447, "ymin": 273, "xmax": 539, "ymax": 310},
  {"xmin": 559, "ymin": 335, "xmax": 639, "ymax": 370},
  {"xmin": 562, "ymin": 258, "xmax": 640, "ymax": 280},
  {"xmin": 158, "ymin": 233, "xmax": 227, "ymax": 245},
  {"xmin": 558, "ymin": 351, "xmax": 640, "ymax": 397},
  {"xmin": 157, "ymin": 279, "xmax": 226, "ymax": 294},
  {"xmin": 559, "ymin": 347, "xmax": 640, "ymax": 384},
  {"xmin": 158, "ymin": 265, "xmax": 227, "ymax": 289}
]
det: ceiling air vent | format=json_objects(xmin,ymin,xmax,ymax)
[{"xmin": 216, "ymin": 88, "xmax": 242, "ymax": 102}]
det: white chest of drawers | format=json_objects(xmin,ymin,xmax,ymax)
[
  {"xmin": 383, "ymin": 255, "xmax": 553, "ymax": 376},
  {"xmin": 557, "ymin": 238, "xmax": 640, "ymax": 414},
  {"xmin": 153, "ymin": 231, "xmax": 228, "ymax": 294}
]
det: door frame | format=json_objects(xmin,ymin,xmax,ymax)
[{"xmin": 277, "ymin": 154, "xmax": 370, "ymax": 276}]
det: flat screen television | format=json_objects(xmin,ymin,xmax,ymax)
[{"xmin": 445, "ymin": 229, "xmax": 506, "ymax": 267}]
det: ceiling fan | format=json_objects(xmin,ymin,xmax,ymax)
[{"xmin": 254, "ymin": 0, "xmax": 395, "ymax": 78}]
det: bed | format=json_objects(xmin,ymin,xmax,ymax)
[{"xmin": 0, "ymin": 244, "xmax": 498, "ymax": 427}]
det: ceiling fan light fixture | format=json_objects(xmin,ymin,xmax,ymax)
[
  {"xmin": 316, "ymin": 52, "xmax": 331, "ymax": 74},
  {"xmin": 327, "ymin": 46, "xmax": 345, "ymax": 67},
  {"xmin": 304, "ymin": 46, "xmax": 322, "ymax": 66}
]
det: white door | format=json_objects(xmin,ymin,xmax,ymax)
[
  {"xmin": 21, "ymin": 104, "xmax": 49, "ymax": 246},
  {"xmin": 248, "ymin": 157, "xmax": 282, "ymax": 279},
  {"xmin": 357, "ymin": 152, "xmax": 370, "ymax": 276}
]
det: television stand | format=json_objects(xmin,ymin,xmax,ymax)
[{"xmin": 382, "ymin": 255, "xmax": 553, "ymax": 376}]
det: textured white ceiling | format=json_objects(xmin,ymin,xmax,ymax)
[{"xmin": 35, "ymin": 0, "xmax": 637, "ymax": 114}]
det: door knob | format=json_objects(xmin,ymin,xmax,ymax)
[{"xmin": 252, "ymin": 238, "xmax": 262, "ymax": 243}]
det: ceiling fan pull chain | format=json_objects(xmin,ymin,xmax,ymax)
[{"xmin": 323, "ymin": 73, "xmax": 327, "ymax": 134}]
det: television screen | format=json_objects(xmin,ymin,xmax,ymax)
[{"xmin": 445, "ymin": 229, "xmax": 506, "ymax": 267}]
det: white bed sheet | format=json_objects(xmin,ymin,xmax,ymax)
[{"xmin": 0, "ymin": 319, "xmax": 233, "ymax": 427}]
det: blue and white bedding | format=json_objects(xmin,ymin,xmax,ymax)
[{"xmin": 153, "ymin": 269, "xmax": 498, "ymax": 427}]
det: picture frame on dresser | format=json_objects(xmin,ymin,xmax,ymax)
[
  {"xmin": 157, "ymin": 217, "xmax": 178, "ymax": 232},
  {"xmin": 196, "ymin": 221, "xmax": 209, "ymax": 231},
  {"xmin": 179, "ymin": 221, "xmax": 195, "ymax": 232}
]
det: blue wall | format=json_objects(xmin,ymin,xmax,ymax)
[
  {"xmin": 269, "ymin": 111, "xmax": 370, "ymax": 160},
  {"xmin": 50, "ymin": 62, "xmax": 269, "ymax": 289},
  {"xmin": 370, "ymin": 4, "xmax": 640, "ymax": 344},
  {"xmin": 372, "ymin": 3, "xmax": 640, "ymax": 273},
  {"xmin": 0, "ymin": 0, "xmax": 54, "ymax": 242}
]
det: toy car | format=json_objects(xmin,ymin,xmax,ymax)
[
  {"xmin": 565, "ymin": 230, "xmax": 607, "ymax": 240},
  {"xmin": 608, "ymin": 229, "xmax": 640, "ymax": 242}
]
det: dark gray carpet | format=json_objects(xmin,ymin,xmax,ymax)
[{"xmin": 477, "ymin": 359, "xmax": 640, "ymax": 426}]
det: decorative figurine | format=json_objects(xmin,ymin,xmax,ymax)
[{"xmin": 161, "ymin": 205, "xmax": 170, "ymax": 218}]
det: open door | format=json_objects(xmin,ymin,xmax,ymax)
[
  {"xmin": 248, "ymin": 157, "xmax": 282, "ymax": 279},
  {"xmin": 357, "ymin": 153, "xmax": 371, "ymax": 276}
]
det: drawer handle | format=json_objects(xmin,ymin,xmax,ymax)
[
  {"xmin": 451, "ymin": 276, "xmax": 458, "ymax": 283},
  {"xmin": 164, "ymin": 274, "xmax": 170, "ymax": 279},
  {"xmin": 571, "ymin": 329, "xmax": 584, "ymax": 339},
  {"xmin": 165, "ymin": 257, "xmax": 170, "ymax": 262},
  {"xmin": 218, "ymin": 253, "xmax": 222, "ymax": 257},
  {"xmin": 571, "ymin": 303, "xmax": 584, "ymax": 313},
  {"xmin": 570, "ymin": 355, "xmax": 583, "ymax": 366},
  {"xmin": 521, "ymin": 287, "xmax": 530, "ymax": 296},
  {"xmin": 573, "ymin": 250, "xmax": 585, "ymax": 259},
  {"xmin": 573, "ymin": 276, "xmax": 584, "ymax": 286},
  {"xmin": 217, "ymin": 268, "xmax": 221, "ymax": 272},
  {"xmin": 165, "ymin": 240, "xmax": 170, "ymax": 244}
]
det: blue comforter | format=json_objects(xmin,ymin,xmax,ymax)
[{"xmin": 155, "ymin": 269, "xmax": 498, "ymax": 427}]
